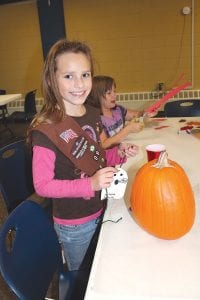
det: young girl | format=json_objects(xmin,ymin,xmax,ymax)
[
  {"xmin": 28, "ymin": 39, "xmax": 139, "ymax": 271},
  {"xmin": 87, "ymin": 75, "xmax": 157, "ymax": 149}
]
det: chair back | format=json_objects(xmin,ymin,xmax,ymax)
[
  {"xmin": 0, "ymin": 200, "xmax": 62, "ymax": 300},
  {"xmin": 0, "ymin": 90, "xmax": 6, "ymax": 95},
  {"xmin": 24, "ymin": 89, "xmax": 37, "ymax": 120},
  {"xmin": 164, "ymin": 99, "xmax": 200, "ymax": 117},
  {"xmin": 0, "ymin": 139, "xmax": 34, "ymax": 213}
]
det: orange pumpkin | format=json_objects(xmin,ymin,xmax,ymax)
[{"xmin": 130, "ymin": 151, "xmax": 195, "ymax": 239}]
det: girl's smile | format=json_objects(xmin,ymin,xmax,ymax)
[{"xmin": 56, "ymin": 52, "xmax": 92, "ymax": 115}]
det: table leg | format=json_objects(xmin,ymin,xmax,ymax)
[{"xmin": 0, "ymin": 105, "xmax": 14, "ymax": 137}]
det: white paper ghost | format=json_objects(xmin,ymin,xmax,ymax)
[{"xmin": 101, "ymin": 168, "xmax": 128, "ymax": 200}]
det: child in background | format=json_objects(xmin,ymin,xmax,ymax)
[
  {"xmin": 87, "ymin": 75, "xmax": 157, "ymax": 149},
  {"xmin": 28, "ymin": 39, "xmax": 139, "ymax": 271}
]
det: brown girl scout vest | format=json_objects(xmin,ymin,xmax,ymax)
[{"xmin": 34, "ymin": 115, "xmax": 106, "ymax": 176}]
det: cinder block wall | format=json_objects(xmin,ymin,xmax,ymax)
[
  {"xmin": 0, "ymin": 1, "xmax": 43, "ymax": 96},
  {"xmin": 0, "ymin": 0, "xmax": 199, "ymax": 98},
  {"xmin": 63, "ymin": 0, "xmax": 200, "ymax": 92}
]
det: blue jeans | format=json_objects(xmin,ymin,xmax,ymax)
[{"xmin": 54, "ymin": 217, "xmax": 101, "ymax": 271}]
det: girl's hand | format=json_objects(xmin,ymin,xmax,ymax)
[
  {"xmin": 91, "ymin": 167, "xmax": 117, "ymax": 191},
  {"xmin": 126, "ymin": 121, "xmax": 143, "ymax": 133},
  {"xmin": 144, "ymin": 110, "xmax": 158, "ymax": 118},
  {"xmin": 119, "ymin": 143, "xmax": 139, "ymax": 158}
]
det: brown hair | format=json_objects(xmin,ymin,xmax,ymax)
[
  {"xmin": 30, "ymin": 39, "xmax": 94, "ymax": 128},
  {"xmin": 86, "ymin": 75, "xmax": 116, "ymax": 111}
]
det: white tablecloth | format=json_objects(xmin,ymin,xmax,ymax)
[
  {"xmin": 0, "ymin": 94, "xmax": 22, "ymax": 106},
  {"xmin": 85, "ymin": 117, "xmax": 200, "ymax": 300}
]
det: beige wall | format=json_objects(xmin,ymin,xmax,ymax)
[{"xmin": 0, "ymin": 0, "xmax": 199, "ymax": 97}]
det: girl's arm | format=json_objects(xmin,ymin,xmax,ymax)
[
  {"xmin": 32, "ymin": 146, "xmax": 95, "ymax": 199},
  {"xmin": 101, "ymin": 124, "xmax": 142, "ymax": 149},
  {"xmin": 104, "ymin": 139, "xmax": 139, "ymax": 166},
  {"xmin": 100, "ymin": 126, "xmax": 132, "ymax": 149},
  {"xmin": 126, "ymin": 108, "xmax": 158, "ymax": 121},
  {"xmin": 105, "ymin": 144, "xmax": 126, "ymax": 166},
  {"xmin": 125, "ymin": 108, "xmax": 143, "ymax": 121}
]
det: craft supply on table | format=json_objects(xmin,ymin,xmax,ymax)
[{"xmin": 154, "ymin": 125, "xmax": 170, "ymax": 130}]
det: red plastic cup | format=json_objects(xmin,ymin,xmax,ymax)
[{"xmin": 146, "ymin": 144, "xmax": 166, "ymax": 161}]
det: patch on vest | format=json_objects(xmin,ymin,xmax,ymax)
[
  {"xmin": 60, "ymin": 129, "xmax": 78, "ymax": 143},
  {"xmin": 71, "ymin": 136, "xmax": 88, "ymax": 158}
]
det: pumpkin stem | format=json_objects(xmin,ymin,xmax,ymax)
[{"xmin": 153, "ymin": 151, "xmax": 172, "ymax": 169}]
